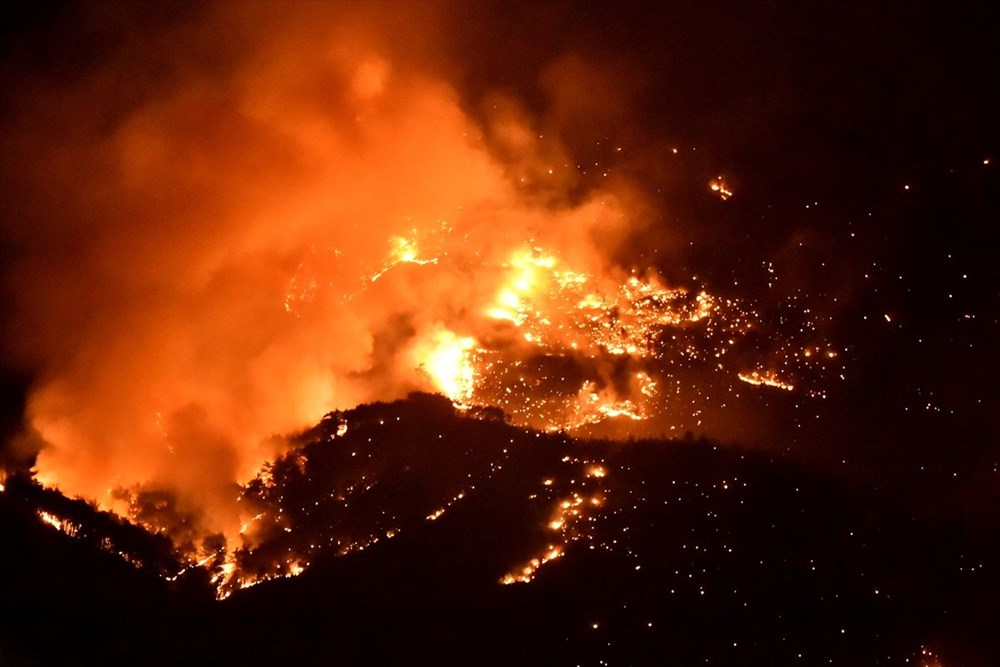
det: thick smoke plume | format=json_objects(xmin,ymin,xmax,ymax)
[{"xmin": 0, "ymin": 3, "xmax": 653, "ymax": 540}]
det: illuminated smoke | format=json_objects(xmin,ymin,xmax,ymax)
[
  {"xmin": 0, "ymin": 3, "xmax": 661, "ymax": 544},
  {"xmin": 0, "ymin": 2, "xmax": 842, "ymax": 560}
]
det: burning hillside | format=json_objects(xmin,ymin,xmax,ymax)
[
  {"xmin": 0, "ymin": 2, "xmax": 844, "ymax": 569},
  {"xmin": 4, "ymin": 392, "xmax": 996, "ymax": 665},
  {"xmin": 2, "ymin": 2, "xmax": 998, "ymax": 664}
]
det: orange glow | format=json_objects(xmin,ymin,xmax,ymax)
[
  {"xmin": 500, "ymin": 544, "xmax": 564, "ymax": 584},
  {"xmin": 425, "ymin": 490, "xmax": 466, "ymax": 523},
  {"xmin": 370, "ymin": 234, "xmax": 439, "ymax": 283},
  {"xmin": 37, "ymin": 510, "xmax": 79, "ymax": 537},
  {"xmin": 3, "ymin": 3, "xmax": 844, "ymax": 597},
  {"xmin": 919, "ymin": 646, "xmax": 945, "ymax": 667},
  {"xmin": 709, "ymin": 176, "xmax": 734, "ymax": 200},
  {"xmin": 737, "ymin": 370, "xmax": 794, "ymax": 391},
  {"xmin": 506, "ymin": 462, "xmax": 612, "ymax": 586},
  {"xmin": 417, "ymin": 329, "xmax": 478, "ymax": 405}
]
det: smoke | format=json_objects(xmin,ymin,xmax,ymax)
[{"xmin": 0, "ymin": 2, "xmax": 656, "ymax": 540}]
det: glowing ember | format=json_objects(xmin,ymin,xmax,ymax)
[
  {"xmin": 919, "ymin": 646, "xmax": 945, "ymax": 667},
  {"xmin": 737, "ymin": 370, "xmax": 795, "ymax": 391},
  {"xmin": 499, "ymin": 454, "xmax": 613, "ymax": 585},
  {"xmin": 425, "ymin": 490, "xmax": 466, "ymax": 522},
  {"xmin": 6, "ymin": 10, "xmax": 846, "ymax": 598},
  {"xmin": 710, "ymin": 176, "xmax": 734, "ymax": 200},
  {"xmin": 500, "ymin": 544, "xmax": 564, "ymax": 585},
  {"xmin": 24, "ymin": 224, "xmax": 841, "ymax": 596},
  {"xmin": 37, "ymin": 510, "xmax": 79, "ymax": 537},
  {"xmin": 392, "ymin": 242, "xmax": 833, "ymax": 433}
]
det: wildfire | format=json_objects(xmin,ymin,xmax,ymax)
[
  {"xmin": 737, "ymin": 370, "xmax": 795, "ymax": 391},
  {"xmin": 500, "ymin": 544, "xmax": 564, "ymax": 585},
  {"xmin": 418, "ymin": 329, "xmax": 477, "ymax": 405},
  {"xmin": 710, "ymin": 176, "xmax": 734, "ymax": 200},
  {"xmin": 426, "ymin": 490, "xmax": 466, "ymax": 522},
  {"xmin": 484, "ymin": 248, "xmax": 727, "ymax": 361},
  {"xmin": 8, "ymin": 5, "xmax": 849, "ymax": 602},
  {"xmin": 37, "ymin": 510, "xmax": 79, "ymax": 537},
  {"xmin": 392, "ymin": 236, "xmax": 842, "ymax": 437},
  {"xmin": 25, "ymin": 226, "xmax": 842, "ymax": 598},
  {"xmin": 559, "ymin": 382, "xmax": 645, "ymax": 430},
  {"xmin": 500, "ymin": 454, "xmax": 612, "ymax": 585},
  {"xmin": 370, "ymin": 234, "xmax": 439, "ymax": 283}
]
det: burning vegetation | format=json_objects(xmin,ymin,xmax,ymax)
[{"xmin": 0, "ymin": 3, "xmax": 846, "ymax": 595}]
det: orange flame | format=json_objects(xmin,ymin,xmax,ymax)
[{"xmin": 2, "ymin": 4, "xmax": 844, "ymax": 593}]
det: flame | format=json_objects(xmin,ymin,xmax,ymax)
[
  {"xmin": 737, "ymin": 370, "xmax": 794, "ymax": 391},
  {"xmin": 37, "ymin": 510, "xmax": 79, "ymax": 537},
  {"xmin": 500, "ymin": 544, "xmax": 564, "ymax": 585},
  {"xmin": 425, "ymin": 489, "xmax": 466, "ymax": 522},
  {"xmin": 2, "ymin": 4, "xmax": 848, "ymax": 597},
  {"xmin": 709, "ymin": 176, "xmax": 733, "ymax": 200},
  {"xmin": 499, "ymin": 454, "xmax": 612, "ymax": 585},
  {"xmin": 417, "ymin": 329, "xmax": 477, "ymax": 405},
  {"xmin": 24, "ymin": 224, "xmax": 839, "ymax": 596},
  {"xmin": 370, "ymin": 234, "xmax": 439, "ymax": 283}
]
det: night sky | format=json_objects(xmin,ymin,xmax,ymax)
[{"xmin": 1, "ymin": 2, "xmax": 998, "ymax": 665}]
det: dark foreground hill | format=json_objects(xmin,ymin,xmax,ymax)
[{"xmin": 2, "ymin": 393, "xmax": 998, "ymax": 666}]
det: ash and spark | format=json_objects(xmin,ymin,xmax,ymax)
[{"xmin": 1, "ymin": 4, "xmax": 843, "ymax": 593}]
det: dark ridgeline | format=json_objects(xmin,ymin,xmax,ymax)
[{"xmin": 1, "ymin": 393, "xmax": 997, "ymax": 666}]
